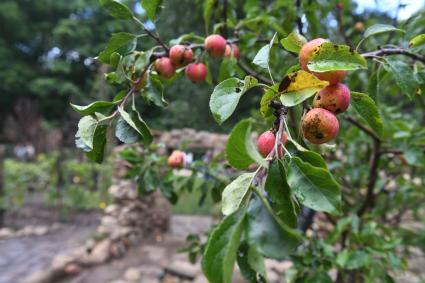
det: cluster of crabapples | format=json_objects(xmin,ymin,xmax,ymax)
[
  {"xmin": 299, "ymin": 38, "xmax": 351, "ymax": 145},
  {"xmin": 154, "ymin": 34, "xmax": 240, "ymax": 83},
  {"xmin": 257, "ymin": 38, "xmax": 352, "ymax": 157}
]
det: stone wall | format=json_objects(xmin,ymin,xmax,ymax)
[{"xmin": 154, "ymin": 128, "xmax": 227, "ymax": 154}]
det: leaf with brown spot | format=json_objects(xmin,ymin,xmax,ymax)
[
  {"xmin": 308, "ymin": 42, "xmax": 367, "ymax": 72},
  {"xmin": 278, "ymin": 71, "xmax": 329, "ymax": 107}
]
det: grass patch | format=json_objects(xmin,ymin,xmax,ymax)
[{"xmin": 172, "ymin": 188, "xmax": 220, "ymax": 216}]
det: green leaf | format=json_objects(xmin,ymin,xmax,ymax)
[
  {"xmin": 252, "ymin": 33, "xmax": 277, "ymax": 69},
  {"xmin": 280, "ymin": 31, "xmax": 307, "ymax": 53},
  {"xmin": 307, "ymin": 42, "xmax": 368, "ymax": 72},
  {"xmin": 384, "ymin": 57, "xmax": 418, "ymax": 99},
  {"xmin": 247, "ymin": 198, "xmax": 300, "ymax": 260},
  {"xmin": 404, "ymin": 147, "xmax": 424, "ymax": 167},
  {"xmin": 218, "ymin": 57, "xmax": 238, "ymax": 82},
  {"xmin": 75, "ymin": 116, "xmax": 107, "ymax": 163},
  {"xmin": 278, "ymin": 70, "xmax": 329, "ymax": 107},
  {"xmin": 71, "ymin": 101, "xmax": 115, "ymax": 115},
  {"xmin": 265, "ymin": 160, "xmax": 298, "ymax": 228},
  {"xmin": 350, "ymin": 92, "xmax": 383, "ymax": 136},
  {"xmin": 205, "ymin": 60, "xmax": 213, "ymax": 85},
  {"xmin": 76, "ymin": 116, "xmax": 98, "ymax": 149},
  {"xmin": 134, "ymin": 50, "xmax": 152, "ymax": 72},
  {"xmin": 85, "ymin": 125, "xmax": 107, "ymax": 163},
  {"xmin": 260, "ymin": 87, "xmax": 276, "ymax": 118},
  {"xmin": 202, "ymin": 209, "xmax": 246, "ymax": 283},
  {"xmin": 98, "ymin": 32, "xmax": 136, "ymax": 63},
  {"xmin": 237, "ymin": 242, "xmax": 267, "ymax": 283},
  {"xmin": 118, "ymin": 106, "xmax": 153, "ymax": 144},
  {"xmin": 288, "ymin": 157, "xmax": 341, "ymax": 215},
  {"xmin": 210, "ymin": 76, "xmax": 258, "ymax": 124},
  {"xmin": 287, "ymin": 138, "xmax": 327, "ymax": 168},
  {"xmin": 222, "ymin": 172, "xmax": 256, "ymax": 216},
  {"xmin": 99, "ymin": 0, "xmax": 134, "ymax": 20},
  {"xmin": 144, "ymin": 75, "xmax": 168, "ymax": 107},
  {"xmin": 297, "ymin": 150, "xmax": 327, "ymax": 169},
  {"xmin": 285, "ymin": 64, "xmax": 300, "ymax": 75},
  {"xmin": 336, "ymin": 250, "xmax": 372, "ymax": 270},
  {"xmin": 115, "ymin": 117, "xmax": 140, "ymax": 143},
  {"xmin": 226, "ymin": 119, "xmax": 267, "ymax": 169},
  {"xmin": 141, "ymin": 0, "xmax": 162, "ymax": 21},
  {"xmin": 409, "ymin": 34, "xmax": 425, "ymax": 48},
  {"xmin": 363, "ymin": 24, "xmax": 404, "ymax": 39},
  {"xmin": 326, "ymin": 217, "xmax": 352, "ymax": 244}
]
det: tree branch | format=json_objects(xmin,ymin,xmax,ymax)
[
  {"xmin": 133, "ymin": 17, "xmax": 169, "ymax": 52},
  {"xmin": 345, "ymin": 116, "xmax": 380, "ymax": 141},
  {"xmin": 237, "ymin": 61, "xmax": 273, "ymax": 84},
  {"xmin": 144, "ymin": 27, "xmax": 169, "ymax": 52},
  {"xmin": 362, "ymin": 48, "xmax": 425, "ymax": 64},
  {"xmin": 358, "ymin": 139, "xmax": 381, "ymax": 216},
  {"xmin": 344, "ymin": 115, "xmax": 382, "ymax": 216}
]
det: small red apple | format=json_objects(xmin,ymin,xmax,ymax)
[
  {"xmin": 204, "ymin": 34, "xmax": 227, "ymax": 57},
  {"xmin": 302, "ymin": 108, "xmax": 339, "ymax": 144},
  {"xmin": 313, "ymin": 83, "xmax": 351, "ymax": 114},
  {"xmin": 169, "ymin": 45, "xmax": 193, "ymax": 68},
  {"xmin": 154, "ymin": 57, "xmax": 175, "ymax": 79},
  {"xmin": 168, "ymin": 150, "xmax": 185, "ymax": 168},
  {"xmin": 299, "ymin": 38, "xmax": 347, "ymax": 85},
  {"xmin": 185, "ymin": 63, "xmax": 208, "ymax": 83},
  {"xmin": 257, "ymin": 130, "xmax": 288, "ymax": 158},
  {"xmin": 224, "ymin": 44, "xmax": 240, "ymax": 60}
]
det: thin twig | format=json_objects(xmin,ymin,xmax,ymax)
[
  {"xmin": 133, "ymin": 16, "xmax": 169, "ymax": 52},
  {"xmin": 362, "ymin": 48, "xmax": 425, "ymax": 64},
  {"xmin": 345, "ymin": 115, "xmax": 382, "ymax": 216},
  {"xmin": 237, "ymin": 61, "xmax": 273, "ymax": 84},
  {"xmin": 358, "ymin": 139, "xmax": 381, "ymax": 216},
  {"xmin": 345, "ymin": 116, "xmax": 380, "ymax": 141}
]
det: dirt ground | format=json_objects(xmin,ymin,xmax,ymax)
[
  {"xmin": 1, "ymin": 206, "xmax": 424, "ymax": 283},
  {"xmin": 0, "ymin": 207, "xmax": 218, "ymax": 283}
]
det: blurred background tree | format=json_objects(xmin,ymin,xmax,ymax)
[
  {"xmin": 0, "ymin": 0, "xmax": 423, "ymax": 203},
  {"xmin": 0, "ymin": 0, "xmax": 132, "ymax": 149},
  {"xmin": 2, "ymin": 0, "xmax": 424, "ymax": 152}
]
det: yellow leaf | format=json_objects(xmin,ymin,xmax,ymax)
[
  {"xmin": 278, "ymin": 71, "xmax": 329, "ymax": 107},
  {"xmin": 279, "ymin": 70, "xmax": 329, "ymax": 93}
]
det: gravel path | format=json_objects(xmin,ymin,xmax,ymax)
[
  {"xmin": 0, "ymin": 215, "xmax": 215, "ymax": 283},
  {"xmin": 0, "ymin": 214, "xmax": 424, "ymax": 283},
  {"xmin": 0, "ymin": 224, "xmax": 96, "ymax": 283}
]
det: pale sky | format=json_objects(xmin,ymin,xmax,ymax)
[{"xmin": 355, "ymin": 0, "xmax": 425, "ymax": 20}]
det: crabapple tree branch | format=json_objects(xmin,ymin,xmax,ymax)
[
  {"xmin": 237, "ymin": 61, "xmax": 273, "ymax": 84},
  {"xmin": 133, "ymin": 16, "xmax": 169, "ymax": 52},
  {"xmin": 362, "ymin": 48, "xmax": 425, "ymax": 64},
  {"xmin": 345, "ymin": 115, "xmax": 380, "ymax": 141},
  {"xmin": 358, "ymin": 138, "xmax": 381, "ymax": 216},
  {"xmin": 344, "ymin": 115, "xmax": 382, "ymax": 216}
]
